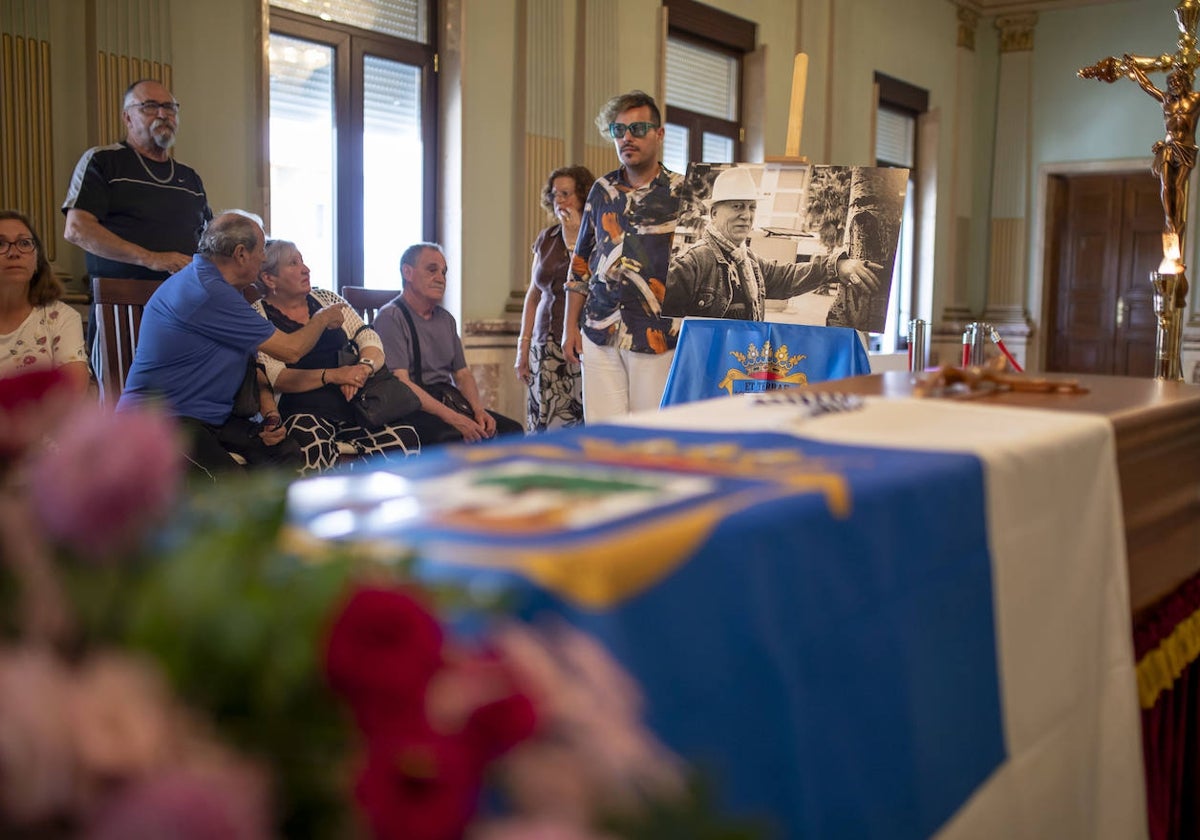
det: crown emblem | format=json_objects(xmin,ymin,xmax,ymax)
[
  {"xmin": 729, "ymin": 341, "xmax": 806, "ymax": 378},
  {"xmin": 720, "ymin": 340, "xmax": 807, "ymax": 395}
]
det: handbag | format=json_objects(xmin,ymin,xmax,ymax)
[
  {"xmin": 423, "ymin": 380, "xmax": 476, "ymax": 418},
  {"xmin": 231, "ymin": 357, "xmax": 262, "ymax": 419},
  {"xmin": 336, "ymin": 324, "xmax": 420, "ymax": 427},
  {"xmin": 396, "ymin": 300, "xmax": 477, "ymax": 419},
  {"xmin": 351, "ymin": 367, "xmax": 421, "ymax": 427}
]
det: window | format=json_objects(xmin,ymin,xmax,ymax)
[
  {"xmin": 662, "ymin": 0, "xmax": 754, "ymax": 173},
  {"xmin": 874, "ymin": 73, "xmax": 927, "ymax": 352},
  {"xmin": 268, "ymin": 1, "xmax": 436, "ymax": 290}
]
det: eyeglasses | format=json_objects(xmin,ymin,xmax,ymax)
[
  {"xmin": 126, "ymin": 99, "xmax": 181, "ymax": 116},
  {"xmin": 0, "ymin": 238, "xmax": 36, "ymax": 256},
  {"xmin": 608, "ymin": 121, "xmax": 659, "ymax": 139}
]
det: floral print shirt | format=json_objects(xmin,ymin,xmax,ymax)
[
  {"xmin": 566, "ymin": 165, "xmax": 683, "ymax": 354},
  {"xmin": 0, "ymin": 301, "xmax": 88, "ymax": 377}
]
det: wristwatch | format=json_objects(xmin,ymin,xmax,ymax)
[{"xmin": 357, "ymin": 357, "xmax": 376, "ymax": 372}]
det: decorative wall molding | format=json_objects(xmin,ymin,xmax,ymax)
[
  {"xmin": 957, "ymin": 7, "xmax": 980, "ymax": 51},
  {"xmin": 995, "ymin": 13, "xmax": 1038, "ymax": 53}
]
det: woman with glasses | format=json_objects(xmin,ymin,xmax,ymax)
[
  {"xmin": 514, "ymin": 165, "xmax": 594, "ymax": 432},
  {"xmin": 0, "ymin": 210, "xmax": 89, "ymax": 391}
]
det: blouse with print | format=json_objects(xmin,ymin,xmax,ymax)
[{"xmin": 0, "ymin": 301, "xmax": 88, "ymax": 376}]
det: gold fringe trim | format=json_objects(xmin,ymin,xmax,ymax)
[{"xmin": 1137, "ymin": 604, "xmax": 1200, "ymax": 710}]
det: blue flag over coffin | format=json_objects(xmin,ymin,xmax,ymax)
[
  {"xmin": 661, "ymin": 318, "xmax": 872, "ymax": 407},
  {"xmin": 289, "ymin": 426, "xmax": 1005, "ymax": 839}
]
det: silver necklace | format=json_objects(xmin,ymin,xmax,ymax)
[{"xmin": 134, "ymin": 149, "xmax": 175, "ymax": 184}]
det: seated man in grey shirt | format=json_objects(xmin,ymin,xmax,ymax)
[{"xmin": 374, "ymin": 242, "xmax": 522, "ymax": 445}]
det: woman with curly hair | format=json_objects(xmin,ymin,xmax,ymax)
[{"xmin": 514, "ymin": 165, "xmax": 594, "ymax": 432}]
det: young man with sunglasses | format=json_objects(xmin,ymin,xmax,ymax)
[{"xmin": 562, "ymin": 90, "xmax": 683, "ymax": 421}]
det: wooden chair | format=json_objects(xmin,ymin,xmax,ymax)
[
  {"xmin": 91, "ymin": 277, "xmax": 164, "ymax": 403},
  {"xmin": 342, "ymin": 286, "xmax": 401, "ymax": 325}
]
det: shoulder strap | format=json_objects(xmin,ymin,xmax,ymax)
[{"xmin": 395, "ymin": 299, "xmax": 424, "ymax": 386}]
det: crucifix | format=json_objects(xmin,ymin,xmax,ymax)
[{"xmin": 1079, "ymin": 0, "xmax": 1199, "ymax": 380}]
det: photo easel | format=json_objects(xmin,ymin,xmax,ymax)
[{"xmin": 765, "ymin": 53, "xmax": 810, "ymax": 165}]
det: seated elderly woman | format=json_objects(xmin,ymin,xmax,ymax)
[
  {"xmin": 253, "ymin": 239, "xmax": 419, "ymax": 471},
  {"xmin": 0, "ymin": 210, "xmax": 90, "ymax": 391}
]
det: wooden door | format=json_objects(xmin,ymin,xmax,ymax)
[{"xmin": 1049, "ymin": 172, "xmax": 1160, "ymax": 375}]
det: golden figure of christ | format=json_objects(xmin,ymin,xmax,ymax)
[{"xmin": 1080, "ymin": 0, "xmax": 1200, "ymax": 281}]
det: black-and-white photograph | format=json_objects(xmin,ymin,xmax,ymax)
[{"xmin": 662, "ymin": 162, "xmax": 909, "ymax": 333}]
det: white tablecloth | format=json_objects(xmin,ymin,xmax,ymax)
[{"xmin": 623, "ymin": 394, "xmax": 1147, "ymax": 840}]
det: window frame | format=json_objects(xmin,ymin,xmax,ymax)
[
  {"xmin": 873, "ymin": 72, "xmax": 928, "ymax": 350},
  {"xmin": 267, "ymin": 6, "xmax": 438, "ymax": 290},
  {"xmin": 663, "ymin": 0, "xmax": 755, "ymax": 166}
]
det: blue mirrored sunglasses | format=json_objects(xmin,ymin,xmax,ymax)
[{"xmin": 608, "ymin": 121, "xmax": 659, "ymax": 139}]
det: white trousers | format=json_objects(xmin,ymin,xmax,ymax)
[{"xmin": 580, "ymin": 333, "xmax": 675, "ymax": 422}]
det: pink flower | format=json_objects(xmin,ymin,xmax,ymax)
[
  {"xmin": 68, "ymin": 652, "xmax": 177, "ymax": 807},
  {"xmin": 28, "ymin": 403, "xmax": 183, "ymax": 559},
  {"xmin": 0, "ymin": 646, "xmax": 78, "ymax": 825},
  {"xmin": 84, "ymin": 767, "xmax": 271, "ymax": 840},
  {"xmin": 489, "ymin": 621, "xmax": 684, "ymax": 818}
]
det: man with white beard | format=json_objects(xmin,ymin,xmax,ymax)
[{"xmin": 62, "ymin": 78, "xmax": 212, "ymax": 361}]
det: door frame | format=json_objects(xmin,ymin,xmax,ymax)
[{"xmin": 1031, "ymin": 158, "xmax": 1150, "ymax": 373}]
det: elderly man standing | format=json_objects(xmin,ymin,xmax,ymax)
[
  {"xmin": 562, "ymin": 90, "xmax": 683, "ymax": 422},
  {"xmin": 663, "ymin": 166, "xmax": 883, "ymax": 320},
  {"xmin": 375, "ymin": 242, "xmax": 522, "ymax": 445},
  {"xmin": 118, "ymin": 211, "xmax": 346, "ymax": 475},
  {"xmin": 63, "ymin": 79, "xmax": 210, "ymax": 279},
  {"xmin": 62, "ymin": 78, "xmax": 212, "ymax": 381}
]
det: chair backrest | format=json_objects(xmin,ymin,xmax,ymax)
[
  {"xmin": 91, "ymin": 277, "xmax": 164, "ymax": 402},
  {"xmin": 342, "ymin": 286, "xmax": 401, "ymax": 325}
]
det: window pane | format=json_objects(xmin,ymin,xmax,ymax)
[
  {"xmin": 363, "ymin": 54, "xmax": 422, "ymax": 289},
  {"xmin": 663, "ymin": 123, "xmax": 689, "ymax": 174},
  {"xmin": 665, "ymin": 37, "xmax": 737, "ymax": 120},
  {"xmin": 702, "ymin": 132, "xmax": 734, "ymax": 163},
  {"xmin": 271, "ymin": 0, "xmax": 428, "ymax": 43},
  {"xmin": 269, "ymin": 33, "xmax": 336, "ymax": 287},
  {"xmin": 877, "ymin": 107, "xmax": 915, "ymax": 168}
]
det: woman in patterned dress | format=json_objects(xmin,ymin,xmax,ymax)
[
  {"xmin": 254, "ymin": 240, "xmax": 419, "ymax": 472},
  {"xmin": 514, "ymin": 166, "xmax": 594, "ymax": 432},
  {"xmin": 0, "ymin": 210, "xmax": 89, "ymax": 391}
]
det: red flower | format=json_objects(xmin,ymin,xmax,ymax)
[
  {"xmin": 325, "ymin": 587, "xmax": 445, "ymax": 733},
  {"xmin": 0, "ymin": 368, "xmax": 65, "ymax": 410},
  {"xmin": 465, "ymin": 692, "xmax": 538, "ymax": 763},
  {"xmin": 355, "ymin": 730, "xmax": 481, "ymax": 840},
  {"xmin": 0, "ymin": 368, "xmax": 76, "ymax": 461}
]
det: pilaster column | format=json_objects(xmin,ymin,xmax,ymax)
[
  {"xmin": 982, "ymin": 13, "xmax": 1036, "ymax": 342},
  {"xmin": 938, "ymin": 5, "xmax": 979, "ymax": 330}
]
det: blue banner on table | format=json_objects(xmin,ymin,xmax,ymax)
[
  {"xmin": 289, "ymin": 426, "xmax": 1005, "ymax": 839},
  {"xmin": 660, "ymin": 318, "xmax": 872, "ymax": 407}
]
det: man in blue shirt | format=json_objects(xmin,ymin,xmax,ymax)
[{"xmin": 119, "ymin": 211, "xmax": 346, "ymax": 475}]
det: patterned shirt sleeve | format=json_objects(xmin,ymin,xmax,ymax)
[{"xmin": 47, "ymin": 302, "xmax": 88, "ymax": 368}]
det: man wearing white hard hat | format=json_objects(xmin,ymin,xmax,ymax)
[{"xmin": 663, "ymin": 166, "xmax": 882, "ymax": 321}]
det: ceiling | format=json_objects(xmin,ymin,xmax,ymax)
[{"xmin": 957, "ymin": 0, "xmax": 1126, "ymax": 14}]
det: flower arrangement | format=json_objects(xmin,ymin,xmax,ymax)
[{"xmin": 0, "ymin": 368, "xmax": 765, "ymax": 839}]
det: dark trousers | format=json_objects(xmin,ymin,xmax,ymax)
[
  {"xmin": 403, "ymin": 409, "xmax": 524, "ymax": 447},
  {"xmin": 179, "ymin": 416, "xmax": 304, "ymax": 478}
]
